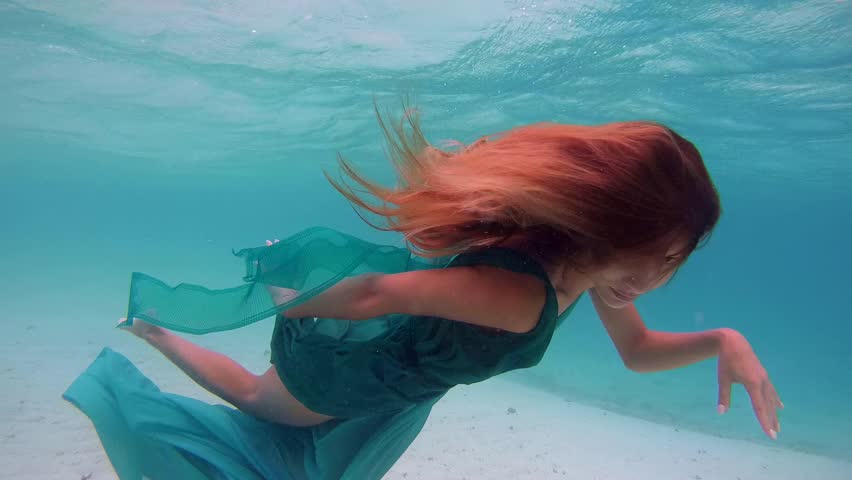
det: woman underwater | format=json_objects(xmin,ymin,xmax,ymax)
[{"xmin": 64, "ymin": 106, "xmax": 782, "ymax": 479}]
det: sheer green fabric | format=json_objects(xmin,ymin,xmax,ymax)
[
  {"xmin": 64, "ymin": 226, "xmax": 578, "ymax": 479},
  {"xmin": 126, "ymin": 226, "xmax": 441, "ymax": 334}
]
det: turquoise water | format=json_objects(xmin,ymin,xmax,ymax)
[{"xmin": 2, "ymin": 0, "xmax": 851, "ymax": 471}]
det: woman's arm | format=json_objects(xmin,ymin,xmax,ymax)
[
  {"xmin": 280, "ymin": 267, "xmax": 548, "ymax": 334},
  {"xmin": 590, "ymin": 289, "xmax": 728, "ymax": 372},
  {"xmin": 278, "ymin": 274, "xmax": 382, "ymax": 320},
  {"xmin": 590, "ymin": 289, "xmax": 783, "ymax": 439}
]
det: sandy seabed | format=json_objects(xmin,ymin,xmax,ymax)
[{"xmin": 1, "ymin": 325, "xmax": 849, "ymax": 480}]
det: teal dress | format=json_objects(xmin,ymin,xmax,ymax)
[{"xmin": 63, "ymin": 227, "xmax": 579, "ymax": 479}]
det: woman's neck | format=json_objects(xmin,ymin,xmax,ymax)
[{"xmin": 495, "ymin": 234, "xmax": 594, "ymax": 298}]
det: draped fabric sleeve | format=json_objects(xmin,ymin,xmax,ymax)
[{"xmin": 125, "ymin": 227, "xmax": 440, "ymax": 334}]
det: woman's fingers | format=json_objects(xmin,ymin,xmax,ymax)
[
  {"xmin": 717, "ymin": 378, "xmax": 732, "ymax": 415},
  {"xmin": 746, "ymin": 381, "xmax": 778, "ymax": 439},
  {"xmin": 767, "ymin": 382, "xmax": 784, "ymax": 409},
  {"xmin": 763, "ymin": 381, "xmax": 782, "ymax": 433}
]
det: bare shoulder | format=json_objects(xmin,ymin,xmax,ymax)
[{"xmin": 372, "ymin": 264, "xmax": 548, "ymax": 334}]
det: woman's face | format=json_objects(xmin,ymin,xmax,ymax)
[{"xmin": 589, "ymin": 240, "xmax": 688, "ymax": 308}]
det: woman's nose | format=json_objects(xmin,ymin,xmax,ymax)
[
  {"xmin": 625, "ymin": 274, "xmax": 653, "ymax": 293},
  {"xmin": 625, "ymin": 275, "xmax": 643, "ymax": 292}
]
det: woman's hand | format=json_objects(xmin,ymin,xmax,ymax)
[
  {"xmin": 717, "ymin": 328, "xmax": 783, "ymax": 439},
  {"xmin": 117, "ymin": 317, "xmax": 167, "ymax": 343}
]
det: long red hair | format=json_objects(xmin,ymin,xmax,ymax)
[{"xmin": 325, "ymin": 103, "xmax": 721, "ymax": 268}]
